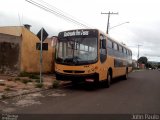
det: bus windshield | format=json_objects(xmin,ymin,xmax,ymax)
[{"xmin": 56, "ymin": 36, "xmax": 98, "ymax": 65}]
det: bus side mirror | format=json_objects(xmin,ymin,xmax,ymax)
[
  {"xmin": 51, "ymin": 36, "xmax": 58, "ymax": 47},
  {"xmin": 101, "ymin": 39, "xmax": 106, "ymax": 49}
]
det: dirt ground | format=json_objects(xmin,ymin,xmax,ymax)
[{"xmin": 0, "ymin": 73, "xmax": 57, "ymax": 98}]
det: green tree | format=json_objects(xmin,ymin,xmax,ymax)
[
  {"xmin": 146, "ymin": 62, "xmax": 152, "ymax": 69},
  {"xmin": 138, "ymin": 56, "xmax": 148, "ymax": 66}
]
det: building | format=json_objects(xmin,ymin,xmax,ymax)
[
  {"xmin": 132, "ymin": 59, "xmax": 137, "ymax": 69},
  {"xmin": 0, "ymin": 26, "xmax": 55, "ymax": 74}
]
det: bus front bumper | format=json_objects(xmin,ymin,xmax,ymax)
[{"xmin": 55, "ymin": 72, "xmax": 99, "ymax": 82}]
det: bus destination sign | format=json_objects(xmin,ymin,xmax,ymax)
[
  {"xmin": 58, "ymin": 29, "xmax": 98, "ymax": 38},
  {"xmin": 64, "ymin": 30, "xmax": 89, "ymax": 37}
]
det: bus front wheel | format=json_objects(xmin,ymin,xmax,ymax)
[{"xmin": 105, "ymin": 71, "xmax": 112, "ymax": 88}]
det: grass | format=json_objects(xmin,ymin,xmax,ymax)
[
  {"xmin": 34, "ymin": 79, "xmax": 43, "ymax": 83},
  {"xmin": 52, "ymin": 80, "xmax": 60, "ymax": 89},
  {"xmin": 29, "ymin": 74, "xmax": 40, "ymax": 79},
  {"xmin": 18, "ymin": 71, "xmax": 30, "ymax": 77},
  {"xmin": 18, "ymin": 72, "xmax": 40, "ymax": 84},
  {"xmin": 27, "ymin": 79, "xmax": 33, "ymax": 82},
  {"xmin": 1, "ymin": 94, "xmax": 7, "ymax": 99},
  {"xmin": 4, "ymin": 87, "xmax": 11, "ymax": 91},
  {"xmin": 14, "ymin": 77, "xmax": 21, "ymax": 81},
  {"xmin": 14, "ymin": 77, "xmax": 32, "ymax": 84},
  {"xmin": 19, "ymin": 72, "xmax": 40, "ymax": 79},
  {"xmin": 21, "ymin": 79, "xmax": 29, "ymax": 84},
  {"xmin": 35, "ymin": 83, "xmax": 43, "ymax": 88}
]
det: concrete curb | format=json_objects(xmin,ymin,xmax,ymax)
[{"xmin": 132, "ymin": 69, "xmax": 146, "ymax": 72}]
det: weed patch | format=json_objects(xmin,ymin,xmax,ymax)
[
  {"xmin": 18, "ymin": 72, "xmax": 30, "ymax": 77},
  {"xmin": 1, "ymin": 94, "xmax": 7, "ymax": 99},
  {"xmin": 52, "ymin": 80, "xmax": 60, "ymax": 89},
  {"xmin": 35, "ymin": 83, "xmax": 43, "ymax": 88},
  {"xmin": 14, "ymin": 77, "xmax": 21, "ymax": 81},
  {"xmin": 4, "ymin": 87, "xmax": 11, "ymax": 91},
  {"xmin": 29, "ymin": 74, "xmax": 40, "ymax": 79}
]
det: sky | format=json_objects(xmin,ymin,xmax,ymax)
[{"xmin": 0, "ymin": 0, "xmax": 160, "ymax": 61}]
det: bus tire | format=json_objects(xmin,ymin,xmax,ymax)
[
  {"xmin": 123, "ymin": 68, "xmax": 128, "ymax": 80},
  {"xmin": 105, "ymin": 71, "xmax": 112, "ymax": 88}
]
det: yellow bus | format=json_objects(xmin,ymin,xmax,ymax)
[{"xmin": 55, "ymin": 29, "xmax": 132, "ymax": 87}]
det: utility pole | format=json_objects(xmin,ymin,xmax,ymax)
[
  {"xmin": 101, "ymin": 11, "xmax": 118, "ymax": 34},
  {"xmin": 137, "ymin": 44, "xmax": 142, "ymax": 68},
  {"xmin": 137, "ymin": 44, "xmax": 142, "ymax": 60}
]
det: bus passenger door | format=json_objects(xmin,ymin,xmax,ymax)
[{"xmin": 99, "ymin": 34, "xmax": 107, "ymax": 81}]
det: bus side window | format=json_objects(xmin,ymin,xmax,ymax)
[
  {"xmin": 113, "ymin": 43, "xmax": 118, "ymax": 50},
  {"xmin": 119, "ymin": 45, "xmax": 123, "ymax": 58},
  {"xmin": 107, "ymin": 39, "xmax": 114, "ymax": 56},
  {"xmin": 100, "ymin": 34, "xmax": 106, "ymax": 49},
  {"xmin": 108, "ymin": 40, "xmax": 112, "ymax": 48},
  {"xmin": 122, "ymin": 47, "xmax": 124, "ymax": 53},
  {"xmin": 101, "ymin": 39, "xmax": 106, "ymax": 49},
  {"xmin": 113, "ymin": 43, "xmax": 118, "ymax": 57},
  {"xmin": 123, "ymin": 48, "xmax": 127, "ymax": 58}
]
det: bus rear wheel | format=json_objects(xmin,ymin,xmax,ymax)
[{"xmin": 123, "ymin": 69, "xmax": 128, "ymax": 80}]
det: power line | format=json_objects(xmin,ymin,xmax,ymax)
[
  {"xmin": 109, "ymin": 22, "xmax": 129, "ymax": 30},
  {"xmin": 37, "ymin": 0, "xmax": 94, "ymax": 28},
  {"xmin": 25, "ymin": 0, "xmax": 91, "ymax": 28}
]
